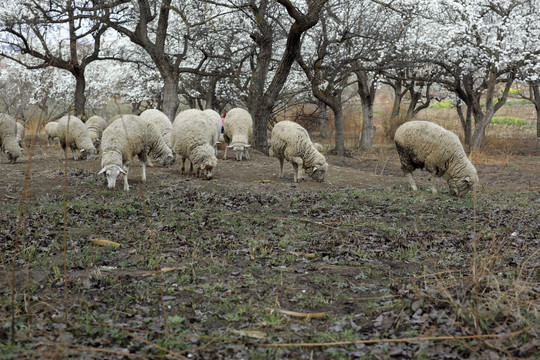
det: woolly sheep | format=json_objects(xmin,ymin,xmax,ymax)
[
  {"xmin": 140, "ymin": 109, "xmax": 173, "ymax": 149},
  {"xmin": 171, "ymin": 109, "xmax": 218, "ymax": 180},
  {"xmin": 98, "ymin": 115, "xmax": 174, "ymax": 191},
  {"xmin": 223, "ymin": 108, "xmax": 253, "ymax": 161},
  {"xmin": 86, "ymin": 116, "xmax": 107, "ymax": 149},
  {"xmin": 56, "ymin": 115, "xmax": 96, "ymax": 160},
  {"xmin": 202, "ymin": 109, "xmax": 223, "ymax": 155},
  {"xmin": 0, "ymin": 113, "xmax": 21, "ymax": 163},
  {"xmin": 394, "ymin": 120, "xmax": 478, "ymax": 196},
  {"xmin": 16, "ymin": 122, "xmax": 25, "ymax": 148},
  {"xmin": 44, "ymin": 121, "xmax": 59, "ymax": 145},
  {"xmin": 270, "ymin": 120, "xmax": 329, "ymax": 183}
]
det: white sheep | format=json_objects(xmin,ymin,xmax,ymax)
[
  {"xmin": 98, "ymin": 115, "xmax": 174, "ymax": 191},
  {"xmin": 223, "ymin": 108, "xmax": 253, "ymax": 161},
  {"xmin": 16, "ymin": 122, "xmax": 25, "ymax": 148},
  {"xmin": 0, "ymin": 113, "xmax": 21, "ymax": 163},
  {"xmin": 86, "ymin": 115, "xmax": 107, "ymax": 149},
  {"xmin": 44, "ymin": 121, "xmax": 59, "ymax": 145},
  {"xmin": 56, "ymin": 115, "xmax": 96, "ymax": 160},
  {"xmin": 394, "ymin": 120, "xmax": 479, "ymax": 196},
  {"xmin": 202, "ymin": 109, "xmax": 223, "ymax": 155},
  {"xmin": 140, "ymin": 109, "xmax": 173, "ymax": 149},
  {"xmin": 171, "ymin": 109, "xmax": 218, "ymax": 180},
  {"xmin": 270, "ymin": 120, "xmax": 328, "ymax": 183}
]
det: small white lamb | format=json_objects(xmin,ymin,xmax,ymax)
[
  {"xmin": 171, "ymin": 109, "xmax": 218, "ymax": 180},
  {"xmin": 86, "ymin": 116, "xmax": 107, "ymax": 149},
  {"xmin": 223, "ymin": 108, "xmax": 253, "ymax": 161},
  {"xmin": 394, "ymin": 120, "xmax": 478, "ymax": 196},
  {"xmin": 0, "ymin": 113, "xmax": 21, "ymax": 163},
  {"xmin": 270, "ymin": 120, "xmax": 328, "ymax": 183},
  {"xmin": 98, "ymin": 115, "xmax": 174, "ymax": 191},
  {"xmin": 56, "ymin": 115, "xmax": 96, "ymax": 160},
  {"xmin": 44, "ymin": 121, "xmax": 59, "ymax": 145}
]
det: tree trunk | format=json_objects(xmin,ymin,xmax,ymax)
[
  {"xmin": 162, "ymin": 77, "xmax": 180, "ymax": 121},
  {"xmin": 456, "ymin": 104, "xmax": 472, "ymax": 149},
  {"xmin": 390, "ymin": 80, "xmax": 403, "ymax": 118},
  {"xmin": 532, "ymin": 83, "xmax": 540, "ymax": 138},
  {"xmin": 318, "ymin": 101, "xmax": 330, "ymax": 138},
  {"xmin": 333, "ymin": 107, "xmax": 345, "ymax": 156},
  {"xmin": 73, "ymin": 72, "xmax": 86, "ymax": 119},
  {"xmin": 359, "ymin": 101, "xmax": 375, "ymax": 150}
]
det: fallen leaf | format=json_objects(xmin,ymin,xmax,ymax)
[
  {"xmin": 231, "ymin": 329, "xmax": 267, "ymax": 339},
  {"xmin": 278, "ymin": 309, "xmax": 325, "ymax": 319},
  {"xmin": 90, "ymin": 238, "xmax": 120, "ymax": 248},
  {"xmin": 142, "ymin": 267, "xmax": 186, "ymax": 277}
]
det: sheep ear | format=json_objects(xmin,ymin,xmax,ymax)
[
  {"xmin": 98, "ymin": 167, "xmax": 107, "ymax": 175},
  {"xmin": 227, "ymin": 145, "xmax": 233, "ymax": 148},
  {"xmin": 119, "ymin": 167, "xmax": 127, "ymax": 175},
  {"xmin": 245, "ymin": 144, "xmax": 251, "ymax": 148},
  {"xmin": 464, "ymin": 177, "xmax": 471, "ymax": 184},
  {"xmin": 200, "ymin": 162, "xmax": 206, "ymax": 170},
  {"xmin": 313, "ymin": 166, "xmax": 318, "ymax": 172}
]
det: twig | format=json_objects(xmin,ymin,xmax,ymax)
[{"xmin": 265, "ymin": 328, "xmax": 527, "ymax": 348}]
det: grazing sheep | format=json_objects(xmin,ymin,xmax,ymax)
[
  {"xmin": 171, "ymin": 109, "xmax": 218, "ymax": 180},
  {"xmin": 202, "ymin": 109, "xmax": 223, "ymax": 155},
  {"xmin": 98, "ymin": 115, "xmax": 173, "ymax": 191},
  {"xmin": 394, "ymin": 120, "xmax": 478, "ymax": 196},
  {"xmin": 56, "ymin": 115, "xmax": 96, "ymax": 160},
  {"xmin": 0, "ymin": 113, "xmax": 21, "ymax": 163},
  {"xmin": 270, "ymin": 120, "xmax": 328, "ymax": 183},
  {"xmin": 223, "ymin": 108, "xmax": 253, "ymax": 161},
  {"xmin": 16, "ymin": 122, "xmax": 25, "ymax": 148},
  {"xmin": 86, "ymin": 116, "xmax": 107, "ymax": 149},
  {"xmin": 140, "ymin": 109, "xmax": 173, "ymax": 149},
  {"xmin": 44, "ymin": 121, "xmax": 59, "ymax": 145}
]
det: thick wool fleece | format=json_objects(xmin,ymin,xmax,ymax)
[
  {"xmin": 394, "ymin": 120, "xmax": 478, "ymax": 195},
  {"xmin": 56, "ymin": 115, "xmax": 95, "ymax": 159}
]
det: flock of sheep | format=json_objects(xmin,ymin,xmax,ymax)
[{"xmin": 0, "ymin": 109, "xmax": 478, "ymax": 196}]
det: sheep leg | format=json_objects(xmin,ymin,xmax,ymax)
[
  {"xmin": 141, "ymin": 162, "xmax": 146, "ymax": 183},
  {"xmin": 123, "ymin": 166, "xmax": 130, "ymax": 192},
  {"xmin": 291, "ymin": 157, "xmax": 303, "ymax": 183},
  {"xmin": 278, "ymin": 158, "xmax": 285, "ymax": 178},
  {"xmin": 223, "ymin": 146, "xmax": 228, "ymax": 160},
  {"xmin": 180, "ymin": 157, "xmax": 186, "ymax": 174},
  {"xmin": 428, "ymin": 174, "xmax": 438, "ymax": 194},
  {"xmin": 404, "ymin": 172, "xmax": 418, "ymax": 191},
  {"xmin": 245, "ymin": 148, "xmax": 250, "ymax": 160}
]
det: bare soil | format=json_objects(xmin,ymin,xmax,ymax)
[{"xmin": 1, "ymin": 135, "xmax": 539, "ymax": 359}]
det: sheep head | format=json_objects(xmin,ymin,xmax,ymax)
[
  {"xmin": 98, "ymin": 164, "xmax": 127, "ymax": 189},
  {"xmin": 307, "ymin": 161, "xmax": 328, "ymax": 182},
  {"xmin": 228, "ymin": 144, "xmax": 250, "ymax": 161},
  {"xmin": 448, "ymin": 175, "xmax": 478, "ymax": 197}
]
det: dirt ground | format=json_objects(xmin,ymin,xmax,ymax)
[
  {"xmin": 1, "ymin": 134, "xmax": 539, "ymax": 359},
  {"xmin": 2, "ymin": 135, "xmax": 539, "ymax": 198}
]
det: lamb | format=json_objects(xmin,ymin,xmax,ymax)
[
  {"xmin": 44, "ymin": 121, "xmax": 59, "ymax": 145},
  {"xmin": 202, "ymin": 109, "xmax": 223, "ymax": 155},
  {"xmin": 270, "ymin": 120, "xmax": 328, "ymax": 183},
  {"xmin": 171, "ymin": 109, "xmax": 218, "ymax": 180},
  {"xmin": 98, "ymin": 115, "xmax": 174, "ymax": 191},
  {"xmin": 0, "ymin": 113, "xmax": 21, "ymax": 163},
  {"xmin": 394, "ymin": 120, "xmax": 479, "ymax": 196},
  {"xmin": 140, "ymin": 109, "xmax": 173, "ymax": 149},
  {"xmin": 55, "ymin": 115, "xmax": 96, "ymax": 160},
  {"xmin": 222, "ymin": 108, "xmax": 253, "ymax": 161},
  {"xmin": 16, "ymin": 122, "xmax": 25, "ymax": 148},
  {"xmin": 86, "ymin": 115, "xmax": 107, "ymax": 149}
]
